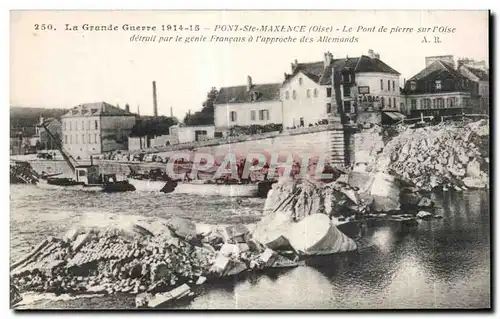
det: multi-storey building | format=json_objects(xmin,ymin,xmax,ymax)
[
  {"xmin": 214, "ymin": 76, "xmax": 282, "ymax": 135},
  {"xmin": 61, "ymin": 102, "xmax": 137, "ymax": 159},
  {"xmin": 280, "ymin": 50, "xmax": 402, "ymax": 128}
]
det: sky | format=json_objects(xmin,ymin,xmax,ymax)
[{"xmin": 10, "ymin": 10, "xmax": 489, "ymax": 119}]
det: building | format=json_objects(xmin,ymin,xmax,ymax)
[
  {"xmin": 457, "ymin": 58, "xmax": 488, "ymax": 72},
  {"xmin": 281, "ymin": 50, "xmax": 402, "ymax": 129},
  {"xmin": 62, "ymin": 102, "xmax": 137, "ymax": 159},
  {"xmin": 34, "ymin": 116, "xmax": 62, "ymax": 150},
  {"xmin": 457, "ymin": 63, "xmax": 490, "ymax": 114},
  {"xmin": 402, "ymin": 59, "xmax": 474, "ymax": 119},
  {"xmin": 169, "ymin": 123, "xmax": 216, "ymax": 143},
  {"xmin": 214, "ymin": 76, "xmax": 282, "ymax": 134},
  {"xmin": 425, "ymin": 55, "xmax": 455, "ymax": 68}
]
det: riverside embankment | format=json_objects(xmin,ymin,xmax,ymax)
[{"xmin": 10, "ymin": 184, "xmax": 490, "ymax": 309}]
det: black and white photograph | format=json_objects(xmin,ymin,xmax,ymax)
[{"xmin": 9, "ymin": 10, "xmax": 490, "ymax": 310}]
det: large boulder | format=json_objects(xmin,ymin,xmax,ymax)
[
  {"xmin": 287, "ymin": 214, "xmax": 357, "ymax": 256},
  {"xmin": 167, "ymin": 217, "xmax": 197, "ymax": 241},
  {"xmin": 251, "ymin": 211, "xmax": 293, "ymax": 250},
  {"xmin": 368, "ymin": 172, "xmax": 401, "ymax": 212}
]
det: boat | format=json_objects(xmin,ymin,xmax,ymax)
[
  {"xmin": 127, "ymin": 167, "xmax": 274, "ymax": 198},
  {"xmin": 32, "ymin": 121, "xmax": 135, "ymax": 193}
]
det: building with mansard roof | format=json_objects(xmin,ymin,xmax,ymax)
[
  {"xmin": 214, "ymin": 76, "xmax": 283, "ymax": 133},
  {"xmin": 61, "ymin": 102, "xmax": 137, "ymax": 159},
  {"xmin": 280, "ymin": 49, "xmax": 402, "ymax": 129}
]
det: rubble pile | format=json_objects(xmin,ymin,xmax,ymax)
[
  {"xmin": 10, "ymin": 217, "xmax": 301, "ymax": 308},
  {"xmin": 373, "ymin": 120, "xmax": 489, "ymax": 191}
]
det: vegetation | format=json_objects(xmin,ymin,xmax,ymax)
[
  {"xmin": 10, "ymin": 107, "xmax": 67, "ymax": 137},
  {"xmin": 183, "ymin": 87, "xmax": 218, "ymax": 126},
  {"xmin": 229, "ymin": 124, "xmax": 283, "ymax": 136},
  {"xmin": 129, "ymin": 116, "xmax": 178, "ymax": 137}
]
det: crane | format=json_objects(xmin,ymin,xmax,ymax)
[{"xmin": 39, "ymin": 120, "xmax": 78, "ymax": 174}]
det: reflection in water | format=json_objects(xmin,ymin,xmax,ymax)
[{"xmin": 10, "ymin": 185, "xmax": 490, "ymax": 309}]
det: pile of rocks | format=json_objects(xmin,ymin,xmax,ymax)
[
  {"xmin": 373, "ymin": 120, "xmax": 489, "ymax": 191},
  {"xmin": 10, "ymin": 216, "xmax": 301, "ymax": 308}
]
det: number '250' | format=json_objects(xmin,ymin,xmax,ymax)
[{"xmin": 34, "ymin": 24, "xmax": 54, "ymax": 31}]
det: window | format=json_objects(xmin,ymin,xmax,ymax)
[
  {"xmin": 343, "ymin": 101, "xmax": 352, "ymax": 113},
  {"xmin": 410, "ymin": 81, "xmax": 416, "ymax": 91},
  {"xmin": 436, "ymin": 80, "xmax": 442, "ymax": 90},
  {"xmin": 70, "ymin": 135, "xmax": 73, "ymax": 144},
  {"xmin": 95, "ymin": 120, "xmax": 98, "ymax": 130},
  {"xmin": 64, "ymin": 135, "xmax": 68, "ymax": 144},
  {"xmin": 381, "ymin": 97, "xmax": 385, "ymax": 108},
  {"xmin": 343, "ymin": 86, "xmax": 351, "ymax": 97},
  {"xmin": 285, "ymin": 91, "xmax": 289, "ymax": 100},
  {"xmin": 94, "ymin": 134, "xmax": 98, "ymax": 143},
  {"xmin": 76, "ymin": 121, "xmax": 79, "ymax": 131},
  {"xmin": 447, "ymin": 97, "xmax": 455, "ymax": 108},
  {"xmin": 230, "ymin": 111, "xmax": 237, "ymax": 122},
  {"xmin": 342, "ymin": 73, "xmax": 350, "ymax": 83},
  {"xmin": 299, "ymin": 78, "xmax": 303, "ymax": 85},
  {"xmin": 433, "ymin": 99, "xmax": 437, "ymax": 109},
  {"xmin": 306, "ymin": 89, "xmax": 311, "ymax": 98},
  {"xmin": 393, "ymin": 98, "xmax": 396, "ymax": 109},
  {"xmin": 64, "ymin": 122, "xmax": 67, "ymax": 131},
  {"xmin": 380, "ymin": 79, "xmax": 384, "ymax": 90},
  {"xmin": 437, "ymin": 98, "xmax": 444, "ymax": 108},
  {"xmin": 81, "ymin": 121, "xmax": 84, "ymax": 130},
  {"xmin": 259, "ymin": 110, "xmax": 269, "ymax": 121},
  {"xmin": 87, "ymin": 121, "xmax": 90, "ymax": 130},
  {"xmin": 326, "ymin": 88, "xmax": 332, "ymax": 97},
  {"xmin": 411, "ymin": 99, "xmax": 417, "ymax": 110},
  {"xmin": 388, "ymin": 80, "xmax": 391, "ymax": 91},
  {"xmin": 388, "ymin": 97, "xmax": 392, "ymax": 107},
  {"xmin": 392, "ymin": 80, "xmax": 395, "ymax": 92},
  {"xmin": 76, "ymin": 134, "xmax": 79, "ymax": 143},
  {"xmin": 250, "ymin": 110, "xmax": 256, "ymax": 121},
  {"xmin": 292, "ymin": 90, "xmax": 297, "ymax": 100},
  {"xmin": 82, "ymin": 134, "xmax": 85, "ymax": 143},
  {"xmin": 313, "ymin": 88, "xmax": 318, "ymax": 98},
  {"xmin": 326, "ymin": 103, "xmax": 332, "ymax": 114},
  {"xmin": 88, "ymin": 133, "xmax": 91, "ymax": 144},
  {"xmin": 299, "ymin": 118, "xmax": 304, "ymax": 127},
  {"xmin": 69, "ymin": 121, "xmax": 72, "ymax": 131}
]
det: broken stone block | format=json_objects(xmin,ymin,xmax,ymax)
[
  {"xmin": 219, "ymin": 244, "xmax": 240, "ymax": 258},
  {"xmin": 287, "ymin": 214, "xmax": 357, "ymax": 256},
  {"xmin": 167, "ymin": 217, "xmax": 197, "ymax": 241},
  {"xmin": 72, "ymin": 233, "xmax": 92, "ymax": 252},
  {"xmin": 259, "ymin": 248, "xmax": 278, "ymax": 267},
  {"xmin": 417, "ymin": 211, "xmax": 433, "ymax": 220},
  {"xmin": 210, "ymin": 254, "xmax": 230, "ymax": 275},
  {"xmin": 225, "ymin": 261, "xmax": 248, "ymax": 277}
]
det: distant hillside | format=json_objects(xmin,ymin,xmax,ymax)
[{"xmin": 10, "ymin": 107, "xmax": 67, "ymax": 137}]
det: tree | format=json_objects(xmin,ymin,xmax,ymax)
[
  {"xmin": 184, "ymin": 87, "xmax": 218, "ymax": 126},
  {"xmin": 129, "ymin": 116, "xmax": 178, "ymax": 137}
]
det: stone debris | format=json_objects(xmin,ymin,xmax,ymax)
[{"xmin": 370, "ymin": 120, "xmax": 489, "ymax": 191}]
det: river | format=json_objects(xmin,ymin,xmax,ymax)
[{"xmin": 10, "ymin": 185, "xmax": 491, "ymax": 309}]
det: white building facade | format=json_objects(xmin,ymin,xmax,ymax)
[
  {"xmin": 62, "ymin": 102, "xmax": 136, "ymax": 159},
  {"xmin": 214, "ymin": 76, "xmax": 282, "ymax": 132},
  {"xmin": 281, "ymin": 50, "xmax": 402, "ymax": 128}
]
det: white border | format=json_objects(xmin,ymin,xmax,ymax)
[{"xmin": 2, "ymin": 1, "xmax": 497, "ymax": 318}]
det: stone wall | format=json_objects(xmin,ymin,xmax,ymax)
[{"xmin": 27, "ymin": 123, "xmax": 375, "ymax": 176}]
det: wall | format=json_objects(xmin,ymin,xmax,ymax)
[
  {"xmin": 214, "ymin": 101, "xmax": 282, "ymax": 128},
  {"xmin": 357, "ymin": 111, "xmax": 382, "ymax": 125},
  {"xmin": 62, "ymin": 115, "xmax": 102, "ymax": 159},
  {"xmin": 177, "ymin": 125, "xmax": 216, "ymax": 143},
  {"xmin": 100, "ymin": 115, "xmax": 137, "ymax": 153},
  {"xmin": 151, "ymin": 134, "xmax": 179, "ymax": 147},
  {"xmin": 281, "ymin": 71, "xmax": 330, "ymax": 129},
  {"xmin": 28, "ymin": 124, "xmax": 364, "ymax": 176},
  {"xmin": 404, "ymin": 91, "xmax": 471, "ymax": 118},
  {"xmin": 355, "ymin": 73, "xmax": 401, "ymax": 112},
  {"xmin": 128, "ymin": 136, "xmax": 148, "ymax": 151}
]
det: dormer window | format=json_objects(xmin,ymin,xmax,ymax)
[
  {"xmin": 292, "ymin": 90, "xmax": 297, "ymax": 100},
  {"xmin": 435, "ymin": 80, "xmax": 442, "ymax": 90},
  {"xmin": 410, "ymin": 81, "xmax": 416, "ymax": 91},
  {"xmin": 299, "ymin": 78, "xmax": 303, "ymax": 85}
]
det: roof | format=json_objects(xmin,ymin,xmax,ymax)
[
  {"xmin": 62, "ymin": 102, "xmax": 135, "ymax": 117},
  {"xmin": 404, "ymin": 60, "xmax": 471, "ymax": 95},
  {"xmin": 462, "ymin": 65, "xmax": 489, "ymax": 81},
  {"xmin": 284, "ymin": 55, "xmax": 400, "ymax": 86},
  {"xmin": 214, "ymin": 83, "xmax": 281, "ymax": 105}
]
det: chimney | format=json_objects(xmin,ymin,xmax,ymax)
[
  {"xmin": 368, "ymin": 49, "xmax": 375, "ymax": 59},
  {"xmin": 137, "ymin": 105, "xmax": 140, "ymax": 116},
  {"xmin": 125, "ymin": 104, "xmax": 130, "ymax": 112},
  {"xmin": 324, "ymin": 51, "xmax": 333, "ymax": 69},
  {"xmin": 246, "ymin": 75, "xmax": 252, "ymax": 91},
  {"xmin": 374, "ymin": 53, "xmax": 380, "ymax": 59},
  {"xmin": 170, "ymin": 107, "xmax": 173, "ymax": 118},
  {"xmin": 152, "ymin": 81, "xmax": 158, "ymax": 117}
]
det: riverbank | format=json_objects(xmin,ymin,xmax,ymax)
[{"xmin": 10, "ymin": 184, "xmax": 490, "ymax": 309}]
